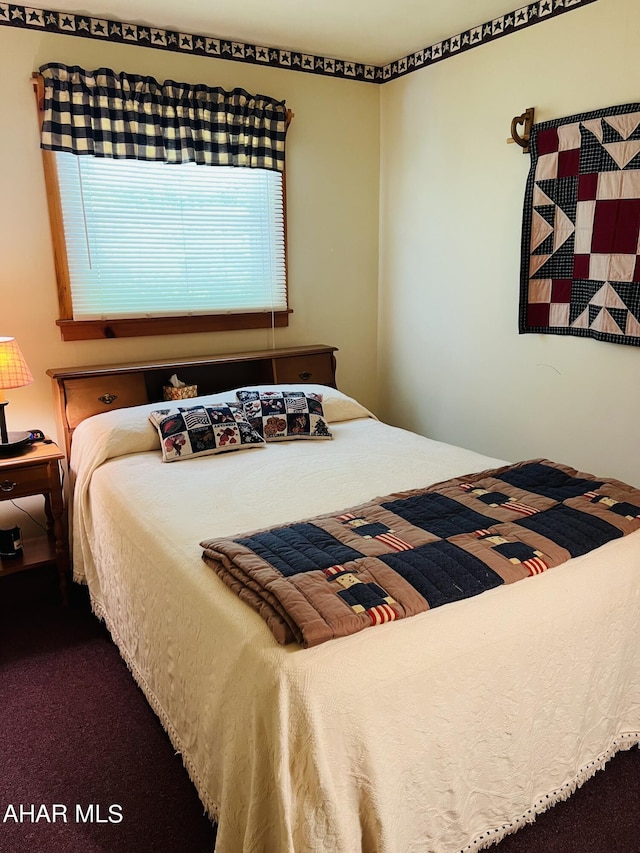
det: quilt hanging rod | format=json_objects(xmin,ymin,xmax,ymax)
[{"xmin": 508, "ymin": 107, "xmax": 535, "ymax": 153}]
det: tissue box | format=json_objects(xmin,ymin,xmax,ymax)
[{"xmin": 163, "ymin": 384, "xmax": 198, "ymax": 401}]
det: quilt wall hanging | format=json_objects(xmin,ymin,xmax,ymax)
[{"xmin": 519, "ymin": 102, "xmax": 640, "ymax": 346}]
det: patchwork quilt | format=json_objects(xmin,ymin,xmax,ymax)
[
  {"xmin": 201, "ymin": 459, "xmax": 640, "ymax": 647},
  {"xmin": 519, "ymin": 102, "xmax": 640, "ymax": 346}
]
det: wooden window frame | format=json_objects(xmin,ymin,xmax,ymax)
[{"xmin": 34, "ymin": 74, "xmax": 292, "ymax": 341}]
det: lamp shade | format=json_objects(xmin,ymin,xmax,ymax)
[{"xmin": 0, "ymin": 337, "xmax": 33, "ymax": 389}]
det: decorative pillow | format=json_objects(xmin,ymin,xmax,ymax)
[
  {"xmin": 235, "ymin": 390, "xmax": 332, "ymax": 441},
  {"xmin": 148, "ymin": 402, "xmax": 265, "ymax": 462}
]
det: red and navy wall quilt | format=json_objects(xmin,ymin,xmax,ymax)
[{"xmin": 520, "ymin": 102, "xmax": 640, "ymax": 346}]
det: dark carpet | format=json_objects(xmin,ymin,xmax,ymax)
[
  {"xmin": 0, "ymin": 569, "xmax": 217, "ymax": 853},
  {"xmin": 1, "ymin": 567, "xmax": 638, "ymax": 853}
]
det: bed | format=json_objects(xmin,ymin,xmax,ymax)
[{"xmin": 53, "ymin": 348, "xmax": 640, "ymax": 853}]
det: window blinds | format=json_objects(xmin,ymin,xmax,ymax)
[{"xmin": 55, "ymin": 152, "xmax": 286, "ymax": 320}]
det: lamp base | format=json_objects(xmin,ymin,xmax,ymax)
[{"xmin": 0, "ymin": 431, "xmax": 32, "ymax": 456}]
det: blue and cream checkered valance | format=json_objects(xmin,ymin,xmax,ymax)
[{"xmin": 38, "ymin": 63, "xmax": 288, "ymax": 171}]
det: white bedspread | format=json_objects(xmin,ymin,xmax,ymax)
[{"xmin": 70, "ymin": 385, "xmax": 640, "ymax": 853}]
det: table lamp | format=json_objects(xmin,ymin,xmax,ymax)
[{"xmin": 0, "ymin": 336, "xmax": 34, "ymax": 456}]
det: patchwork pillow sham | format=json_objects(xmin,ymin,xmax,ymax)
[
  {"xmin": 235, "ymin": 390, "xmax": 332, "ymax": 441},
  {"xmin": 149, "ymin": 402, "xmax": 265, "ymax": 462}
]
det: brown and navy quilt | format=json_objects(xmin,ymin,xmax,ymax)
[
  {"xmin": 201, "ymin": 459, "xmax": 640, "ymax": 647},
  {"xmin": 520, "ymin": 102, "xmax": 640, "ymax": 346}
]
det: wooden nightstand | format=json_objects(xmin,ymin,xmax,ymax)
[{"xmin": 0, "ymin": 440, "xmax": 69, "ymax": 604}]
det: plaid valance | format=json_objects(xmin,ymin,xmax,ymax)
[{"xmin": 39, "ymin": 63, "xmax": 288, "ymax": 171}]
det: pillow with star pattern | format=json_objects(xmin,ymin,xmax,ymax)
[
  {"xmin": 235, "ymin": 390, "xmax": 332, "ymax": 442},
  {"xmin": 148, "ymin": 402, "xmax": 265, "ymax": 462}
]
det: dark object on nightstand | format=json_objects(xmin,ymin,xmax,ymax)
[
  {"xmin": 0, "ymin": 525, "xmax": 22, "ymax": 557},
  {"xmin": 0, "ymin": 429, "xmax": 32, "ymax": 456},
  {"xmin": 0, "ymin": 430, "xmax": 47, "ymax": 458}
]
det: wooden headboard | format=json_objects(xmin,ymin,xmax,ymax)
[{"xmin": 47, "ymin": 344, "xmax": 337, "ymax": 458}]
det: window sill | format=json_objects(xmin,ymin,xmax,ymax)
[{"xmin": 56, "ymin": 311, "xmax": 291, "ymax": 341}]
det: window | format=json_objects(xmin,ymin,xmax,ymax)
[
  {"xmin": 56, "ymin": 154, "xmax": 286, "ymax": 317},
  {"xmin": 36, "ymin": 65, "xmax": 291, "ymax": 340}
]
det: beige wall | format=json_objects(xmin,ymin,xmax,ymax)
[
  {"xmin": 379, "ymin": 0, "xmax": 640, "ymax": 486},
  {"xmin": 0, "ymin": 26, "xmax": 380, "ymax": 444}
]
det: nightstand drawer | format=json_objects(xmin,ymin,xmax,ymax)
[{"xmin": 0, "ymin": 463, "xmax": 51, "ymax": 499}]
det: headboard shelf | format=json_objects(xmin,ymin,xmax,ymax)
[{"xmin": 47, "ymin": 344, "xmax": 337, "ymax": 458}]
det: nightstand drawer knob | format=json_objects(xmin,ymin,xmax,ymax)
[
  {"xmin": 0, "ymin": 480, "xmax": 17, "ymax": 492},
  {"xmin": 98, "ymin": 393, "xmax": 118, "ymax": 405},
  {"xmin": 298, "ymin": 371, "xmax": 312, "ymax": 380}
]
